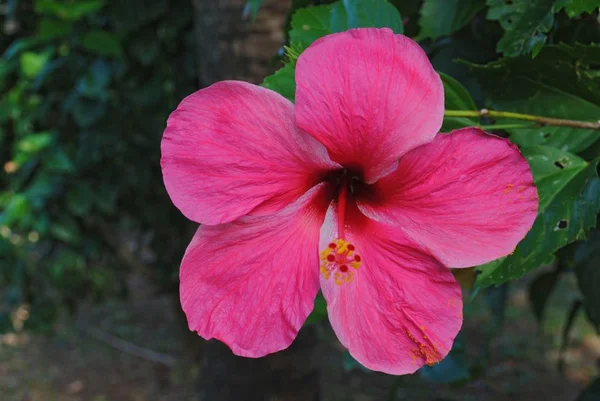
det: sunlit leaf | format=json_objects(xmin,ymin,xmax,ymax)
[{"xmin": 20, "ymin": 51, "xmax": 52, "ymax": 78}]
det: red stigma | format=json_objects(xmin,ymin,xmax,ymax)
[
  {"xmin": 354, "ymin": 255, "xmax": 361, "ymax": 262},
  {"xmin": 347, "ymin": 244, "xmax": 355, "ymax": 251},
  {"xmin": 327, "ymin": 254, "xmax": 336, "ymax": 262},
  {"xmin": 339, "ymin": 265, "xmax": 349, "ymax": 272},
  {"xmin": 328, "ymin": 242, "xmax": 337, "ymax": 249}
]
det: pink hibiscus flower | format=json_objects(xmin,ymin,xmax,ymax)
[{"xmin": 161, "ymin": 28, "xmax": 538, "ymax": 374}]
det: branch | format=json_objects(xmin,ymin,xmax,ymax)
[
  {"xmin": 83, "ymin": 326, "xmax": 177, "ymax": 367},
  {"xmin": 445, "ymin": 109, "xmax": 600, "ymax": 131}
]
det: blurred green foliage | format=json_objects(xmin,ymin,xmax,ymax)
[
  {"xmin": 1, "ymin": 0, "xmax": 196, "ymax": 331},
  {"xmin": 1, "ymin": 0, "xmax": 600, "ymax": 390}
]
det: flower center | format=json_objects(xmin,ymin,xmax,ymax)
[
  {"xmin": 319, "ymin": 175, "xmax": 362, "ymax": 285},
  {"xmin": 320, "ymin": 239, "xmax": 362, "ymax": 285}
]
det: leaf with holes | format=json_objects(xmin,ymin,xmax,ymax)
[
  {"xmin": 418, "ymin": 0, "xmax": 485, "ymax": 40},
  {"xmin": 486, "ymin": 0, "xmax": 566, "ymax": 57},
  {"xmin": 465, "ymin": 44, "xmax": 600, "ymax": 153},
  {"xmin": 289, "ymin": 0, "xmax": 402, "ymax": 46},
  {"xmin": 476, "ymin": 148, "xmax": 600, "ymax": 287}
]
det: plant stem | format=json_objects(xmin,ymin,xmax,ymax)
[
  {"xmin": 445, "ymin": 109, "xmax": 600, "ymax": 131},
  {"xmin": 478, "ymin": 123, "xmax": 538, "ymax": 130}
]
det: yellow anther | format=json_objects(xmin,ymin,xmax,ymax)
[{"xmin": 320, "ymin": 238, "xmax": 362, "ymax": 285}]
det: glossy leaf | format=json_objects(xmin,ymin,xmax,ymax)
[
  {"xmin": 418, "ymin": 0, "xmax": 485, "ymax": 40},
  {"xmin": 466, "ymin": 44, "xmax": 600, "ymax": 153},
  {"xmin": 476, "ymin": 148, "xmax": 600, "ymax": 287},
  {"xmin": 439, "ymin": 72, "xmax": 478, "ymax": 131},
  {"xmin": 289, "ymin": 0, "xmax": 402, "ymax": 46}
]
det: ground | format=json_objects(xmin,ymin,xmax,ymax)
[{"xmin": 1, "ymin": 272, "xmax": 598, "ymax": 401}]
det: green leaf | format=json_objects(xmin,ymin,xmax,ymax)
[
  {"xmin": 16, "ymin": 132, "xmax": 54, "ymax": 153},
  {"xmin": 560, "ymin": 230, "xmax": 600, "ymax": 331},
  {"xmin": 289, "ymin": 0, "xmax": 403, "ymax": 46},
  {"xmin": 81, "ymin": 31, "xmax": 123, "ymax": 58},
  {"xmin": 20, "ymin": 51, "xmax": 52, "ymax": 78},
  {"xmin": 262, "ymin": 63, "xmax": 295, "ymax": 102},
  {"xmin": 528, "ymin": 268, "xmax": 561, "ymax": 322},
  {"xmin": 476, "ymin": 148, "xmax": 600, "ymax": 287},
  {"xmin": 305, "ymin": 293, "xmax": 327, "ymax": 325},
  {"xmin": 266, "ymin": 0, "xmax": 403, "ymax": 101},
  {"xmin": 486, "ymin": 0, "xmax": 565, "ymax": 57},
  {"xmin": 0, "ymin": 195, "xmax": 31, "ymax": 226},
  {"xmin": 439, "ymin": 72, "xmax": 478, "ymax": 131},
  {"xmin": 66, "ymin": 183, "xmax": 94, "ymax": 217},
  {"xmin": 418, "ymin": 0, "xmax": 485, "ymax": 40},
  {"xmin": 289, "ymin": 4, "xmax": 333, "ymax": 46},
  {"xmin": 564, "ymin": 0, "xmax": 599, "ymax": 18},
  {"xmin": 50, "ymin": 215, "xmax": 81, "ymax": 244},
  {"xmin": 37, "ymin": 18, "xmax": 73, "ymax": 41},
  {"xmin": 45, "ymin": 147, "xmax": 75, "ymax": 173},
  {"xmin": 337, "ymin": 0, "xmax": 404, "ymax": 34},
  {"xmin": 35, "ymin": 0, "xmax": 106, "ymax": 20},
  {"xmin": 465, "ymin": 44, "xmax": 600, "ymax": 153}
]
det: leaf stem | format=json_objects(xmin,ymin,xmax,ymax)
[
  {"xmin": 445, "ymin": 109, "xmax": 600, "ymax": 131},
  {"xmin": 477, "ymin": 123, "xmax": 538, "ymax": 130}
]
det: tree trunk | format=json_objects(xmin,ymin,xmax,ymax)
[
  {"xmin": 191, "ymin": 1, "xmax": 321, "ymax": 400},
  {"xmin": 193, "ymin": 0, "xmax": 290, "ymax": 85}
]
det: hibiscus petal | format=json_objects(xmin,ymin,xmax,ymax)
[
  {"xmin": 295, "ymin": 28, "xmax": 444, "ymax": 183},
  {"xmin": 162, "ymin": 81, "xmax": 338, "ymax": 225},
  {"xmin": 357, "ymin": 128, "xmax": 538, "ymax": 268},
  {"xmin": 180, "ymin": 184, "xmax": 331, "ymax": 357},
  {"xmin": 319, "ymin": 203, "xmax": 463, "ymax": 375}
]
